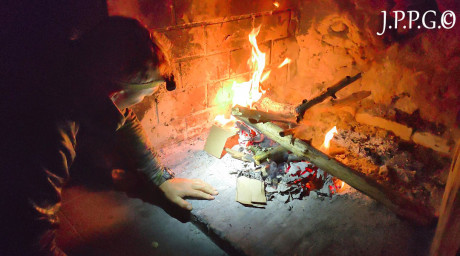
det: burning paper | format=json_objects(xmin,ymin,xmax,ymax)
[{"xmin": 204, "ymin": 125, "xmax": 238, "ymax": 158}]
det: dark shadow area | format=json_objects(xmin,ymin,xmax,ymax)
[
  {"xmin": 191, "ymin": 215, "xmax": 247, "ymax": 256},
  {"xmin": 67, "ymin": 164, "xmax": 192, "ymax": 223},
  {"xmin": 65, "ymin": 166, "xmax": 238, "ymax": 256}
]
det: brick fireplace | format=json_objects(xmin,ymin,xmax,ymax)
[
  {"xmin": 107, "ymin": 0, "xmax": 297, "ymax": 146},
  {"xmin": 108, "ymin": 0, "xmax": 459, "ymax": 151},
  {"xmin": 106, "ymin": 1, "xmax": 459, "ymax": 254}
]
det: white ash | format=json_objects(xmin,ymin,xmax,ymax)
[
  {"xmin": 230, "ymin": 123, "xmax": 343, "ymax": 203},
  {"xmin": 334, "ymin": 128, "xmax": 397, "ymax": 166},
  {"xmin": 334, "ymin": 127, "xmax": 438, "ymax": 180}
]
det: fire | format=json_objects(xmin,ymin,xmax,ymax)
[
  {"xmin": 260, "ymin": 71, "xmax": 271, "ymax": 83},
  {"xmin": 273, "ymin": 1, "xmax": 280, "ymax": 8},
  {"xmin": 213, "ymin": 26, "xmax": 269, "ymax": 124},
  {"xmin": 214, "ymin": 114, "xmax": 235, "ymax": 126},
  {"xmin": 235, "ymin": 26, "xmax": 267, "ymax": 107},
  {"xmin": 320, "ymin": 126, "xmax": 338, "ymax": 151},
  {"xmin": 278, "ymin": 58, "xmax": 291, "ymax": 68},
  {"xmin": 332, "ymin": 177, "xmax": 347, "ymax": 193}
]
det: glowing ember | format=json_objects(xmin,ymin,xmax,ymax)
[
  {"xmin": 273, "ymin": 1, "xmax": 280, "ymax": 8},
  {"xmin": 213, "ymin": 26, "xmax": 269, "ymax": 125},
  {"xmin": 278, "ymin": 58, "xmax": 291, "ymax": 68},
  {"xmin": 320, "ymin": 126, "xmax": 338, "ymax": 151},
  {"xmin": 332, "ymin": 177, "xmax": 347, "ymax": 193}
]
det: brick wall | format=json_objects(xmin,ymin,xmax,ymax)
[
  {"xmin": 107, "ymin": 0, "xmax": 296, "ymax": 147},
  {"xmin": 107, "ymin": 0, "xmax": 460, "ymax": 148}
]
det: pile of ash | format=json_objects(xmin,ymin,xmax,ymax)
[{"xmin": 231, "ymin": 121, "xmax": 345, "ymax": 204}]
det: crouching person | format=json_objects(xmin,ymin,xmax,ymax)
[{"xmin": 0, "ymin": 16, "xmax": 217, "ymax": 256}]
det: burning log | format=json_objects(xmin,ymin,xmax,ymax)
[
  {"xmin": 233, "ymin": 106, "xmax": 435, "ymax": 225},
  {"xmin": 295, "ymin": 73, "xmax": 362, "ymax": 123},
  {"xmin": 232, "ymin": 106, "xmax": 296, "ymax": 125},
  {"xmin": 330, "ymin": 90, "xmax": 371, "ymax": 107}
]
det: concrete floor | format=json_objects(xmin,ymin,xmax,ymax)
[
  {"xmin": 158, "ymin": 138, "xmax": 436, "ymax": 256},
  {"xmin": 56, "ymin": 135, "xmax": 437, "ymax": 256},
  {"xmin": 56, "ymin": 172, "xmax": 228, "ymax": 255}
]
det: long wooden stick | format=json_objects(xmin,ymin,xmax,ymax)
[
  {"xmin": 295, "ymin": 73, "xmax": 362, "ymax": 122},
  {"xmin": 233, "ymin": 108, "xmax": 435, "ymax": 225},
  {"xmin": 231, "ymin": 106, "xmax": 296, "ymax": 125},
  {"xmin": 430, "ymin": 143, "xmax": 460, "ymax": 256}
]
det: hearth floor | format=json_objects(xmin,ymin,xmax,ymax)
[
  {"xmin": 56, "ymin": 181, "xmax": 227, "ymax": 256},
  {"xmin": 58, "ymin": 135, "xmax": 436, "ymax": 256}
]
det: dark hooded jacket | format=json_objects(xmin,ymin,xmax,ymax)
[{"xmin": 0, "ymin": 66, "xmax": 167, "ymax": 255}]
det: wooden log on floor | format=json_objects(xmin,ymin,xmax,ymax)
[
  {"xmin": 430, "ymin": 143, "xmax": 460, "ymax": 256},
  {"xmin": 233, "ymin": 108, "xmax": 435, "ymax": 225}
]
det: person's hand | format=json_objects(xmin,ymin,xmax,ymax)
[{"xmin": 159, "ymin": 178, "xmax": 218, "ymax": 210}]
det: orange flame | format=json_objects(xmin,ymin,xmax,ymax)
[
  {"xmin": 233, "ymin": 26, "xmax": 267, "ymax": 107},
  {"xmin": 273, "ymin": 1, "xmax": 280, "ymax": 8},
  {"xmin": 213, "ymin": 27, "xmax": 269, "ymax": 125},
  {"xmin": 278, "ymin": 58, "xmax": 291, "ymax": 68},
  {"xmin": 260, "ymin": 71, "xmax": 271, "ymax": 83},
  {"xmin": 332, "ymin": 177, "xmax": 347, "ymax": 193},
  {"xmin": 320, "ymin": 126, "xmax": 337, "ymax": 151},
  {"xmin": 214, "ymin": 115, "xmax": 236, "ymax": 126}
]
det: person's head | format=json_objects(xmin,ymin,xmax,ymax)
[{"xmin": 75, "ymin": 16, "xmax": 175, "ymax": 109}]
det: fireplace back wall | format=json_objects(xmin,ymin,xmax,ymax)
[{"xmin": 107, "ymin": 0, "xmax": 460, "ymax": 150}]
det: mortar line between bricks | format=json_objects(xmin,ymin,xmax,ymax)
[
  {"xmin": 153, "ymin": 9, "xmax": 293, "ymax": 32},
  {"xmin": 174, "ymin": 35, "xmax": 294, "ymax": 63}
]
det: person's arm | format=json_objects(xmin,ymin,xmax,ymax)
[
  {"xmin": 114, "ymin": 109, "xmax": 218, "ymax": 210},
  {"xmin": 114, "ymin": 108, "xmax": 169, "ymax": 186}
]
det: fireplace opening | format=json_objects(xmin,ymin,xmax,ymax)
[
  {"xmin": 105, "ymin": 0, "xmax": 460, "ymax": 255},
  {"xmin": 4, "ymin": 0, "xmax": 458, "ymax": 255}
]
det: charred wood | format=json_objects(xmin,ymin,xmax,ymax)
[
  {"xmin": 295, "ymin": 73, "xmax": 362, "ymax": 122},
  {"xmin": 232, "ymin": 105, "xmax": 296, "ymax": 125},
  {"xmin": 279, "ymin": 128, "xmax": 296, "ymax": 137},
  {"xmin": 233, "ymin": 107, "xmax": 435, "ymax": 225}
]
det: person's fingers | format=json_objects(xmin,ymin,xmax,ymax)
[
  {"xmin": 172, "ymin": 196, "xmax": 193, "ymax": 210},
  {"xmin": 186, "ymin": 189, "xmax": 215, "ymax": 200},
  {"xmin": 191, "ymin": 180, "xmax": 218, "ymax": 195}
]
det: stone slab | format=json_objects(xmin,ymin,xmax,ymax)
[{"xmin": 159, "ymin": 137, "xmax": 434, "ymax": 256}]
